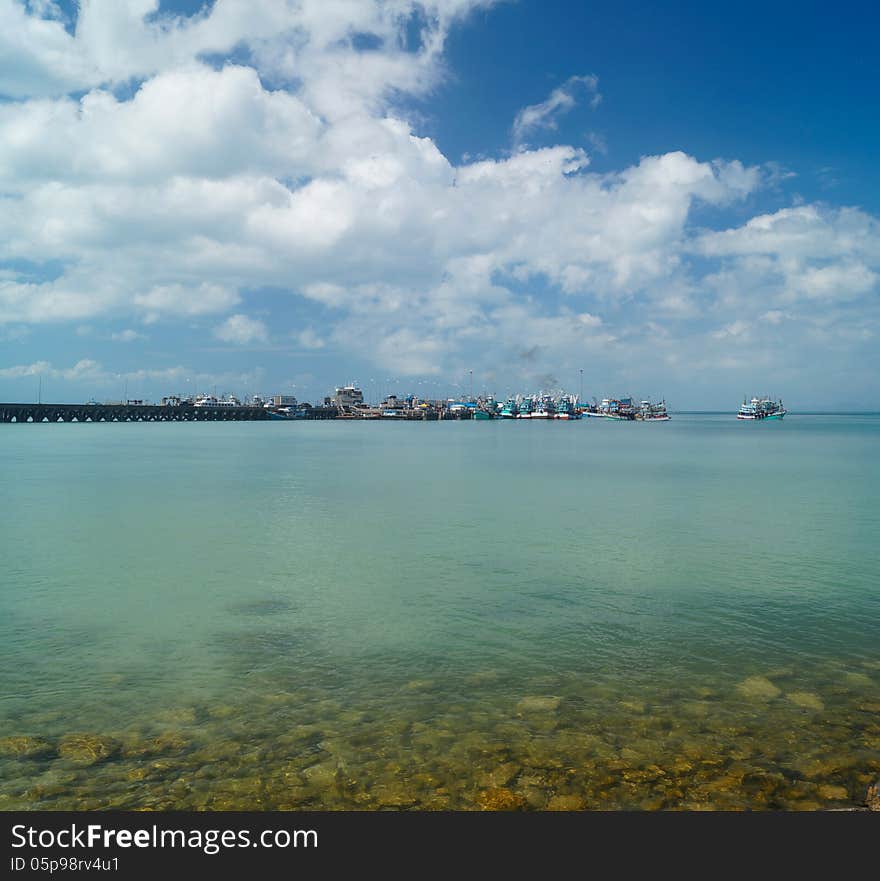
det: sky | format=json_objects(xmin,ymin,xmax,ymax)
[{"xmin": 0, "ymin": 0, "xmax": 878, "ymax": 408}]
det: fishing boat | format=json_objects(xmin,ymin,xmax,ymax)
[
  {"xmin": 531, "ymin": 396, "xmax": 555, "ymax": 419},
  {"xmin": 517, "ymin": 397, "xmax": 534, "ymax": 419},
  {"xmin": 737, "ymin": 397, "xmax": 786, "ymax": 420},
  {"xmin": 500, "ymin": 399, "xmax": 519, "ymax": 418},
  {"xmin": 601, "ymin": 397, "xmax": 636, "ymax": 420},
  {"xmin": 554, "ymin": 396, "xmax": 578, "ymax": 419},
  {"xmin": 637, "ymin": 400, "xmax": 671, "ymax": 422}
]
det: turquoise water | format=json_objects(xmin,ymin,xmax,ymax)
[{"xmin": 1, "ymin": 414, "xmax": 878, "ymax": 810}]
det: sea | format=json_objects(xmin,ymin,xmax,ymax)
[{"xmin": 1, "ymin": 413, "xmax": 878, "ymax": 810}]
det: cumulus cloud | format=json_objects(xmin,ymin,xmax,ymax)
[
  {"xmin": 214, "ymin": 313, "xmax": 269, "ymax": 345},
  {"xmin": 0, "ymin": 357, "xmax": 265, "ymax": 393},
  {"xmin": 0, "ymin": 0, "xmax": 877, "ymax": 404},
  {"xmin": 696, "ymin": 205, "xmax": 880, "ymax": 312}
]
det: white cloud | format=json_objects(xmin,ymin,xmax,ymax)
[
  {"xmin": 110, "ymin": 328, "xmax": 144, "ymax": 342},
  {"xmin": 512, "ymin": 74, "xmax": 601, "ymax": 145},
  {"xmin": 696, "ymin": 205, "xmax": 880, "ymax": 316},
  {"xmin": 0, "ymin": 357, "xmax": 266, "ymax": 393},
  {"xmin": 296, "ymin": 328, "xmax": 326, "ymax": 349},
  {"xmin": 134, "ymin": 283, "xmax": 240, "ymax": 323},
  {"xmin": 0, "ymin": 357, "xmax": 104, "ymax": 382},
  {"xmin": 711, "ymin": 319, "xmax": 750, "ymax": 339},
  {"xmin": 0, "ymin": 0, "xmax": 877, "ymax": 403},
  {"xmin": 214, "ymin": 313, "xmax": 269, "ymax": 345}
]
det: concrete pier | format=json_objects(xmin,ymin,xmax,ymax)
[{"xmin": 0, "ymin": 402, "xmax": 271, "ymax": 423}]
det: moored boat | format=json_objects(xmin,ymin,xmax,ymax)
[
  {"xmin": 554, "ymin": 396, "xmax": 578, "ymax": 419},
  {"xmin": 637, "ymin": 399, "xmax": 671, "ymax": 421},
  {"xmin": 737, "ymin": 397, "xmax": 786, "ymax": 420},
  {"xmin": 500, "ymin": 398, "xmax": 519, "ymax": 419},
  {"xmin": 531, "ymin": 396, "xmax": 555, "ymax": 419},
  {"xmin": 601, "ymin": 397, "xmax": 636, "ymax": 420}
]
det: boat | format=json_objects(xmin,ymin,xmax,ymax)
[
  {"xmin": 517, "ymin": 397, "xmax": 534, "ymax": 419},
  {"xmin": 601, "ymin": 397, "xmax": 636, "ymax": 420},
  {"xmin": 473, "ymin": 409, "xmax": 492, "ymax": 420},
  {"xmin": 554, "ymin": 396, "xmax": 578, "ymax": 419},
  {"xmin": 637, "ymin": 400, "xmax": 671, "ymax": 422},
  {"xmin": 737, "ymin": 397, "xmax": 786, "ymax": 420},
  {"xmin": 500, "ymin": 399, "xmax": 519, "ymax": 419},
  {"xmin": 193, "ymin": 394, "xmax": 241, "ymax": 408},
  {"xmin": 530, "ymin": 395, "xmax": 555, "ymax": 419}
]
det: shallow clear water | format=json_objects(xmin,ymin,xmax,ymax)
[{"xmin": 1, "ymin": 414, "xmax": 878, "ymax": 810}]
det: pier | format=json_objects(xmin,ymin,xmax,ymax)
[{"xmin": 0, "ymin": 402, "xmax": 272, "ymax": 423}]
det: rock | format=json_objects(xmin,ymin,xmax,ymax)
[
  {"xmin": 620, "ymin": 700, "xmax": 646, "ymax": 714},
  {"xmin": 867, "ymin": 780, "xmax": 880, "ymax": 812},
  {"xmin": 466, "ymin": 670, "xmax": 500, "ymax": 686},
  {"xmin": 58, "ymin": 735, "xmax": 119, "ymax": 766},
  {"xmin": 476, "ymin": 787, "xmax": 525, "ymax": 811},
  {"xmin": 121, "ymin": 732, "xmax": 190, "ymax": 759},
  {"xmin": 371, "ymin": 784, "xmax": 417, "ymax": 808},
  {"xmin": 843, "ymin": 672, "xmax": 874, "ymax": 689},
  {"xmin": 817, "ymin": 784, "xmax": 849, "ymax": 801},
  {"xmin": 736, "ymin": 675, "xmax": 781, "ymax": 701},
  {"xmin": 516, "ymin": 696, "xmax": 561, "ymax": 714},
  {"xmin": 207, "ymin": 705, "xmax": 238, "ymax": 719},
  {"xmin": 155, "ymin": 707, "xmax": 198, "ymax": 726},
  {"xmin": 546, "ymin": 793, "xmax": 586, "ymax": 810},
  {"xmin": 681, "ymin": 700, "xmax": 711, "ymax": 718},
  {"xmin": 477, "ymin": 762, "xmax": 520, "ymax": 788},
  {"xmin": 0, "ymin": 736, "xmax": 55, "ymax": 759},
  {"xmin": 302, "ymin": 761, "xmax": 338, "ymax": 788},
  {"xmin": 402, "ymin": 679, "xmax": 435, "ymax": 692},
  {"xmin": 786, "ymin": 691, "xmax": 825, "ymax": 712}
]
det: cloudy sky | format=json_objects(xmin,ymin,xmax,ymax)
[{"xmin": 1, "ymin": 0, "xmax": 878, "ymax": 408}]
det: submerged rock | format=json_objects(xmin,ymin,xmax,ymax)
[
  {"xmin": 786, "ymin": 691, "xmax": 825, "ymax": 712},
  {"xmin": 843, "ymin": 672, "xmax": 874, "ymax": 689},
  {"xmin": 402, "ymin": 679, "xmax": 435, "ymax": 692},
  {"xmin": 302, "ymin": 761, "xmax": 339, "ymax": 789},
  {"xmin": 619, "ymin": 700, "xmax": 646, "ymax": 714},
  {"xmin": 546, "ymin": 793, "xmax": 586, "ymax": 811},
  {"xmin": 817, "ymin": 784, "xmax": 849, "ymax": 801},
  {"xmin": 156, "ymin": 707, "xmax": 198, "ymax": 726},
  {"xmin": 121, "ymin": 732, "xmax": 190, "ymax": 759},
  {"xmin": 516, "ymin": 696, "xmax": 561, "ymax": 714},
  {"xmin": 0, "ymin": 736, "xmax": 55, "ymax": 759},
  {"xmin": 476, "ymin": 787, "xmax": 525, "ymax": 811},
  {"xmin": 58, "ymin": 735, "xmax": 119, "ymax": 766},
  {"xmin": 736, "ymin": 676, "xmax": 781, "ymax": 701},
  {"xmin": 477, "ymin": 762, "xmax": 520, "ymax": 788},
  {"xmin": 371, "ymin": 784, "xmax": 418, "ymax": 809}
]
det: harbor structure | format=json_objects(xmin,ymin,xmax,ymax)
[{"xmin": 0, "ymin": 401, "xmax": 271, "ymax": 423}]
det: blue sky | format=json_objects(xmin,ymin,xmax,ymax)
[{"xmin": 0, "ymin": 0, "xmax": 878, "ymax": 408}]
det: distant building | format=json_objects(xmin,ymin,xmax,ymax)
[
  {"xmin": 332, "ymin": 386, "xmax": 364, "ymax": 409},
  {"xmin": 272, "ymin": 395, "xmax": 298, "ymax": 407}
]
